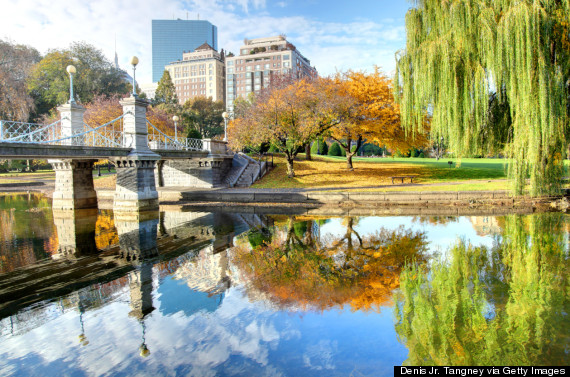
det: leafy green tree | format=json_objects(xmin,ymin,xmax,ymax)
[
  {"xmin": 181, "ymin": 96, "xmax": 224, "ymax": 138},
  {"xmin": 0, "ymin": 39, "xmax": 41, "ymax": 121},
  {"xmin": 153, "ymin": 70, "xmax": 177, "ymax": 106},
  {"xmin": 27, "ymin": 42, "xmax": 129, "ymax": 119},
  {"xmin": 395, "ymin": 0, "xmax": 570, "ymax": 196}
]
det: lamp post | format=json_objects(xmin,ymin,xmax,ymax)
[
  {"xmin": 130, "ymin": 56, "xmax": 139, "ymax": 97},
  {"xmin": 222, "ymin": 111, "xmax": 228, "ymax": 142},
  {"xmin": 172, "ymin": 115, "xmax": 179, "ymax": 142},
  {"xmin": 66, "ymin": 65, "xmax": 76, "ymax": 104}
]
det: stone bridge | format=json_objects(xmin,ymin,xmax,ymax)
[{"xmin": 0, "ymin": 95, "xmax": 235, "ymax": 211}]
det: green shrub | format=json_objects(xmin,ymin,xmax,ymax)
[
  {"xmin": 328, "ymin": 142, "xmax": 343, "ymax": 156},
  {"xmin": 268, "ymin": 144, "xmax": 280, "ymax": 153},
  {"xmin": 310, "ymin": 138, "xmax": 328, "ymax": 155},
  {"xmin": 418, "ymin": 152, "xmax": 425, "ymax": 158}
]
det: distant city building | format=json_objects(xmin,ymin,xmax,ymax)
[
  {"xmin": 152, "ymin": 19, "xmax": 218, "ymax": 83},
  {"xmin": 140, "ymin": 82, "xmax": 158, "ymax": 100},
  {"xmin": 164, "ymin": 42, "xmax": 225, "ymax": 105},
  {"xmin": 225, "ymin": 35, "xmax": 317, "ymax": 115}
]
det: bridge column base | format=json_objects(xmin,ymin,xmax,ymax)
[
  {"xmin": 50, "ymin": 159, "xmax": 98, "ymax": 210},
  {"xmin": 113, "ymin": 157, "xmax": 160, "ymax": 212}
]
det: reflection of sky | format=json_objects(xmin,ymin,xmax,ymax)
[
  {"xmin": 0, "ymin": 283, "xmax": 406, "ymax": 376},
  {"xmin": 320, "ymin": 216, "xmax": 497, "ymax": 254},
  {"xmin": 157, "ymin": 276, "xmax": 222, "ymax": 317}
]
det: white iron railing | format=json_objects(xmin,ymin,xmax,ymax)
[
  {"xmin": 0, "ymin": 116, "xmax": 124, "ymax": 148},
  {"xmin": 0, "ymin": 120, "xmax": 62, "ymax": 143}
]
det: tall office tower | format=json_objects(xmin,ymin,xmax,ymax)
[
  {"xmin": 165, "ymin": 43, "xmax": 225, "ymax": 105},
  {"xmin": 152, "ymin": 19, "xmax": 218, "ymax": 83},
  {"xmin": 225, "ymin": 35, "xmax": 317, "ymax": 115}
]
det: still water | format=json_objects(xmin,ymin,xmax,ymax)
[{"xmin": 0, "ymin": 193, "xmax": 567, "ymax": 376}]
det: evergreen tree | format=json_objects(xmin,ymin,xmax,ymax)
[
  {"xmin": 395, "ymin": 0, "xmax": 570, "ymax": 196},
  {"xmin": 154, "ymin": 70, "xmax": 177, "ymax": 105},
  {"xmin": 310, "ymin": 138, "xmax": 328, "ymax": 155},
  {"xmin": 328, "ymin": 142, "xmax": 343, "ymax": 156}
]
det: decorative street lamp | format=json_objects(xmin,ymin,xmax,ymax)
[
  {"xmin": 222, "ymin": 111, "xmax": 228, "ymax": 142},
  {"xmin": 130, "ymin": 56, "xmax": 139, "ymax": 97},
  {"xmin": 66, "ymin": 65, "xmax": 76, "ymax": 104},
  {"xmin": 172, "ymin": 115, "xmax": 179, "ymax": 142}
]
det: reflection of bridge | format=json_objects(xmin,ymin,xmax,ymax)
[
  {"xmin": 0, "ymin": 208, "xmax": 271, "ymax": 323},
  {"xmin": 0, "ymin": 96, "xmax": 234, "ymax": 211}
]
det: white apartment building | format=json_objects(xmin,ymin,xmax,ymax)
[{"xmin": 164, "ymin": 42, "xmax": 225, "ymax": 105}]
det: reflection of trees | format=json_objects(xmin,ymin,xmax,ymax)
[
  {"xmin": 94, "ymin": 210, "xmax": 119, "ymax": 250},
  {"xmin": 231, "ymin": 216, "xmax": 428, "ymax": 312},
  {"xmin": 0, "ymin": 194, "xmax": 57, "ymax": 272},
  {"xmin": 411, "ymin": 216, "xmax": 458, "ymax": 226},
  {"xmin": 395, "ymin": 214, "xmax": 569, "ymax": 366}
]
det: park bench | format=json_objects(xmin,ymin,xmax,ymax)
[{"xmin": 390, "ymin": 175, "xmax": 418, "ymax": 184}]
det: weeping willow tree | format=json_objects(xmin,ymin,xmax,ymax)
[{"xmin": 395, "ymin": 0, "xmax": 570, "ymax": 195}]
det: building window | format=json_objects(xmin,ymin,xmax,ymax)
[
  {"xmin": 227, "ymin": 61, "xmax": 233, "ymax": 66},
  {"xmin": 254, "ymin": 84, "xmax": 261, "ymax": 91},
  {"xmin": 264, "ymin": 64, "xmax": 270, "ymax": 69},
  {"xmin": 255, "ymin": 64, "xmax": 261, "ymax": 70},
  {"xmin": 227, "ymin": 68, "xmax": 234, "ymax": 73},
  {"xmin": 283, "ymin": 61, "xmax": 290, "ymax": 68},
  {"xmin": 246, "ymin": 66, "xmax": 251, "ymax": 71},
  {"xmin": 283, "ymin": 54, "xmax": 290, "ymax": 60}
]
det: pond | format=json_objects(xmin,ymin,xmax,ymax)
[{"xmin": 0, "ymin": 193, "xmax": 567, "ymax": 376}]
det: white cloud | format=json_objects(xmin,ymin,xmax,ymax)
[{"xmin": 0, "ymin": 0, "xmax": 405, "ymax": 83}]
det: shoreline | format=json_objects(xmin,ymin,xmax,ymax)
[{"xmin": 0, "ymin": 181, "xmax": 567, "ymax": 212}]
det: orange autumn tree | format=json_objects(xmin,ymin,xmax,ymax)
[
  {"xmin": 331, "ymin": 68, "xmax": 428, "ymax": 170},
  {"xmin": 228, "ymin": 75, "xmax": 346, "ymax": 178},
  {"xmin": 230, "ymin": 216, "xmax": 429, "ymax": 312}
]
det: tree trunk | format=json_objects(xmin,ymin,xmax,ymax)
[
  {"xmin": 346, "ymin": 152, "xmax": 355, "ymax": 170},
  {"xmin": 305, "ymin": 144, "xmax": 312, "ymax": 161},
  {"xmin": 286, "ymin": 156, "xmax": 295, "ymax": 178}
]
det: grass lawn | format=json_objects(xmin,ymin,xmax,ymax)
[{"xmin": 253, "ymin": 154, "xmax": 510, "ymax": 190}]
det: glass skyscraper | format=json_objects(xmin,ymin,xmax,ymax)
[{"xmin": 152, "ymin": 19, "xmax": 218, "ymax": 83}]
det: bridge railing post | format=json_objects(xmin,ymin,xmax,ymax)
[
  {"xmin": 57, "ymin": 103, "xmax": 86, "ymax": 145},
  {"xmin": 112, "ymin": 96, "xmax": 161, "ymax": 212}
]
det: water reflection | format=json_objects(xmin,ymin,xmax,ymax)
[
  {"xmin": 395, "ymin": 213, "xmax": 569, "ymax": 366},
  {"xmin": 231, "ymin": 216, "xmax": 430, "ymax": 312},
  {"xmin": 0, "ymin": 196, "xmax": 567, "ymax": 374}
]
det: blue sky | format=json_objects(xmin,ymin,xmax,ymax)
[{"xmin": 1, "ymin": 0, "xmax": 413, "ymax": 83}]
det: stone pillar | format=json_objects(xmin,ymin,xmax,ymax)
[
  {"xmin": 113, "ymin": 96, "xmax": 161, "ymax": 211},
  {"xmin": 50, "ymin": 159, "xmax": 98, "ymax": 210},
  {"xmin": 57, "ymin": 102, "xmax": 86, "ymax": 144},
  {"xmin": 52, "ymin": 208, "xmax": 98, "ymax": 258},
  {"xmin": 115, "ymin": 210, "xmax": 159, "ymax": 262},
  {"xmin": 128, "ymin": 263, "xmax": 155, "ymax": 320},
  {"xmin": 203, "ymin": 139, "xmax": 229, "ymax": 156}
]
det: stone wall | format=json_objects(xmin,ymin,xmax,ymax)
[{"xmin": 156, "ymin": 157, "xmax": 232, "ymax": 188}]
